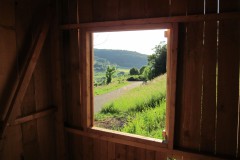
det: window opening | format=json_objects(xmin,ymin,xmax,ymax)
[{"xmin": 92, "ymin": 29, "xmax": 168, "ymax": 140}]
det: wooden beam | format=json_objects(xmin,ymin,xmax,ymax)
[
  {"xmin": 8, "ymin": 107, "xmax": 56, "ymax": 126},
  {"xmin": 65, "ymin": 126, "xmax": 226, "ymax": 160},
  {"xmin": 0, "ymin": 13, "xmax": 51, "ymax": 138},
  {"xmin": 60, "ymin": 12, "xmax": 240, "ymax": 30}
]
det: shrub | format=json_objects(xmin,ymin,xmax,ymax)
[
  {"xmin": 129, "ymin": 67, "xmax": 139, "ymax": 75},
  {"xmin": 139, "ymin": 66, "xmax": 146, "ymax": 74}
]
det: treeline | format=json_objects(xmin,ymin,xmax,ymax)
[
  {"xmin": 94, "ymin": 49, "xmax": 148, "ymax": 70},
  {"xmin": 128, "ymin": 43, "xmax": 167, "ymax": 81}
]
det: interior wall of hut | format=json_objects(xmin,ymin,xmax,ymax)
[{"xmin": 0, "ymin": 0, "xmax": 239, "ymax": 159}]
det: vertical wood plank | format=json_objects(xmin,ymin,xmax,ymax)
[
  {"xmin": 205, "ymin": 0, "xmax": 217, "ymax": 13},
  {"xmin": 145, "ymin": 150, "xmax": 155, "ymax": 160},
  {"xmin": 68, "ymin": 0, "xmax": 78, "ymax": 23},
  {"xmin": 155, "ymin": 151, "xmax": 167, "ymax": 160},
  {"xmin": 216, "ymin": 20, "xmax": 239, "ymax": 157},
  {"xmin": 51, "ymin": 4, "xmax": 67, "ymax": 159},
  {"xmin": 93, "ymin": 0, "xmax": 119, "ymax": 21},
  {"xmin": 170, "ymin": 0, "xmax": 187, "ymax": 16},
  {"xmin": 93, "ymin": 139, "xmax": 108, "ymax": 160},
  {"xmin": 108, "ymin": 141, "xmax": 116, "ymax": 160},
  {"xmin": 200, "ymin": 21, "xmax": 217, "ymax": 154},
  {"xmin": 82, "ymin": 136, "xmax": 94, "ymax": 160},
  {"xmin": 67, "ymin": 134, "xmax": 82, "ymax": 160},
  {"xmin": 187, "ymin": 0, "xmax": 204, "ymax": 15},
  {"xmin": 219, "ymin": 0, "xmax": 240, "ymax": 12},
  {"xmin": 176, "ymin": 22, "xmax": 203, "ymax": 151},
  {"xmin": 145, "ymin": 0, "xmax": 169, "ymax": 18},
  {"xmin": 126, "ymin": 146, "xmax": 135, "ymax": 160},
  {"xmin": 78, "ymin": 0, "xmax": 93, "ymax": 23},
  {"xmin": 175, "ymin": 23, "xmax": 187, "ymax": 149},
  {"xmin": 118, "ymin": 0, "xmax": 145, "ymax": 20},
  {"xmin": 135, "ymin": 147, "xmax": 146, "ymax": 160},
  {"xmin": 115, "ymin": 143, "xmax": 127, "ymax": 160},
  {"xmin": 21, "ymin": 79, "xmax": 39, "ymax": 160},
  {"xmin": 34, "ymin": 35, "xmax": 56, "ymax": 160}
]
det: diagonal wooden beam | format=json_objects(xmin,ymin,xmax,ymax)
[{"xmin": 0, "ymin": 13, "xmax": 51, "ymax": 138}]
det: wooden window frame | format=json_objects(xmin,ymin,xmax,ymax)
[{"xmin": 81, "ymin": 21, "xmax": 178, "ymax": 150}]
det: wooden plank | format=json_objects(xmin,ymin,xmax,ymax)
[
  {"xmin": 205, "ymin": 0, "xmax": 217, "ymax": 13},
  {"xmin": 65, "ymin": 127, "xmax": 226, "ymax": 160},
  {"xmin": 51, "ymin": 9, "xmax": 67, "ymax": 159},
  {"xmin": 93, "ymin": 139, "xmax": 108, "ymax": 160},
  {"xmin": 68, "ymin": 0, "xmax": 78, "ymax": 23},
  {"xmin": 82, "ymin": 136, "xmax": 94, "ymax": 160},
  {"xmin": 115, "ymin": 143, "xmax": 127, "ymax": 160},
  {"xmin": 0, "ymin": 126, "xmax": 23, "ymax": 160},
  {"xmin": 78, "ymin": 0, "xmax": 93, "ymax": 23},
  {"xmin": 64, "ymin": 30, "xmax": 81, "ymax": 127},
  {"xmin": 67, "ymin": 133, "xmax": 83, "ymax": 160},
  {"xmin": 0, "ymin": 0, "xmax": 15, "ymax": 27},
  {"xmin": 200, "ymin": 21, "xmax": 217, "ymax": 154},
  {"xmin": 176, "ymin": 22, "xmax": 203, "ymax": 151},
  {"xmin": 187, "ymin": 0, "xmax": 204, "ymax": 15},
  {"xmin": 174, "ymin": 23, "xmax": 187, "ymax": 150},
  {"xmin": 166, "ymin": 24, "xmax": 178, "ymax": 150},
  {"xmin": 219, "ymin": 0, "xmax": 240, "ymax": 13},
  {"xmin": 93, "ymin": 0, "xmax": 119, "ymax": 21},
  {"xmin": 80, "ymin": 30, "xmax": 92, "ymax": 129},
  {"xmin": 170, "ymin": 0, "xmax": 187, "ymax": 16},
  {"xmin": 9, "ymin": 108, "xmax": 56, "ymax": 126},
  {"xmin": 0, "ymin": 28, "xmax": 17, "ymax": 119},
  {"xmin": 118, "ymin": 0, "xmax": 146, "ymax": 20},
  {"xmin": 145, "ymin": 0, "xmax": 169, "ymax": 17},
  {"xmin": 135, "ymin": 147, "xmax": 146, "ymax": 160},
  {"xmin": 107, "ymin": 141, "xmax": 116, "ymax": 160},
  {"xmin": 155, "ymin": 151, "xmax": 167, "ymax": 160},
  {"xmin": 21, "ymin": 79, "xmax": 39, "ymax": 160},
  {"xmin": 60, "ymin": 12, "xmax": 240, "ymax": 30},
  {"xmin": 216, "ymin": 20, "xmax": 239, "ymax": 157},
  {"xmin": 0, "ymin": 13, "xmax": 51, "ymax": 138},
  {"xmin": 145, "ymin": 150, "xmax": 155, "ymax": 160},
  {"xmin": 126, "ymin": 146, "xmax": 135, "ymax": 160}
]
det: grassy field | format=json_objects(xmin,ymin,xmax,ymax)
[
  {"xmin": 94, "ymin": 74, "xmax": 167, "ymax": 139},
  {"xmin": 94, "ymin": 80, "xmax": 129, "ymax": 95},
  {"xmin": 94, "ymin": 68, "xmax": 131, "ymax": 95}
]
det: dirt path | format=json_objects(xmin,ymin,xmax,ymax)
[{"xmin": 94, "ymin": 81, "xmax": 143, "ymax": 113}]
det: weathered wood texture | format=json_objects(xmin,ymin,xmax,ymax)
[
  {"xmin": 0, "ymin": 0, "xmax": 58, "ymax": 159},
  {"xmin": 216, "ymin": 20, "xmax": 239, "ymax": 157},
  {"xmin": 62, "ymin": 0, "xmax": 240, "ymax": 160}
]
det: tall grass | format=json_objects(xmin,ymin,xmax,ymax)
[
  {"xmin": 122, "ymin": 101, "xmax": 166, "ymax": 139},
  {"xmin": 101, "ymin": 74, "xmax": 166, "ymax": 113}
]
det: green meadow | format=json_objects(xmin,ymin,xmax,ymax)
[{"xmin": 94, "ymin": 74, "xmax": 167, "ymax": 139}]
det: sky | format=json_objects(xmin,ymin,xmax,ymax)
[{"xmin": 93, "ymin": 29, "xmax": 167, "ymax": 55}]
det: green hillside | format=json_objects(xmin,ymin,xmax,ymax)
[{"xmin": 94, "ymin": 49, "xmax": 148, "ymax": 69}]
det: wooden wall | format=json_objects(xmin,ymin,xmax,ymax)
[
  {"xmin": 0, "ymin": 0, "xmax": 59, "ymax": 159},
  {"xmin": 61, "ymin": 0, "xmax": 240, "ymax": 160},
  {"xmin": 0, "ymin": 0, "xmax": 239, "ymax": 160}
]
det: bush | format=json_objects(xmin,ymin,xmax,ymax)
[
  {"xmin": 139, "ymin": 66, "xmax": 146, "ymax": 74},
  {"xmin": 129, "ymin": 67, "xmax": 139, "ymax": 75},
  {"xmin": 127, "ymin": 75, "xmax": 146, "ymax": 81}
]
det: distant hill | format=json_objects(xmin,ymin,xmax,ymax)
[{"xmin": 94, "ymin": 49, "xmax": 148, "ymax": 69}]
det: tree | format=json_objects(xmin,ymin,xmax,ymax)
[
  {"xmin": 139, "ymin": 66, "xmax": 146, "ymax": 74},
  {"xmin": 106, "ymin": 66, "xmax": 116, "ymax": 84},
  {"xmin": 129, "ymin": 67, "xmax": 139, "ymax": 75},
  {"xmin": 143, "ymin": 66, "xmax": 154, "ymax": 80},
  {"xmin": 147, "ymin": 42, "xmax": 167, "ymax": 79}
]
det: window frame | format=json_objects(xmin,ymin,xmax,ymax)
[{"xmin": 80, "ymin": 21, "xmax": 178, "ymax": 150}]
